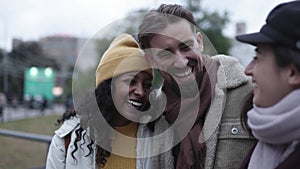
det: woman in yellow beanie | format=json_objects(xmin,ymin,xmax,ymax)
[{"xmin": 46, "ymin": 34, "xmax": 155, "ymax": 169}]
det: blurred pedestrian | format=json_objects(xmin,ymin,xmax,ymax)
[
  {"xmin": 28, "ymin": 96, "xmax": 35, "ymax": 109},
  {"xmin": 41, "ymin": 96, "xmax": 48, "ymax": 115},
  {"xmin": 65, "ymin": 97, "xmax": 74, "ymax": 112},
  {"xmin": 0, "ymin": 92, "xmax": 7, "ymax": 122},
  {"xmin": 11, "ymin": 95, "xmax": 18, "ymax": 109}
]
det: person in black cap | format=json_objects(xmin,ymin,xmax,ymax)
[{"xmin": 236, "ymin": 1, "xmax": 300, "ymax": 169}]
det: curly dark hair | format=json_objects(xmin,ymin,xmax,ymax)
[{"xmin": 56, "ymin": 79, "xmax": 117, "ymax": 167}]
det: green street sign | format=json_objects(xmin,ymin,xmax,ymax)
[{"xmin": 24, "ymin": 67, "xmax": 55, "ymax": 100}]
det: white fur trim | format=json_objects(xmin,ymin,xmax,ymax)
[{"xmin": 212, "ymin": 55, "xmax": 249, "ymax": 89}]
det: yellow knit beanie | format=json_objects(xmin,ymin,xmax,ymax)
[{"xmin": 95, "ymin": 34, "xmax": 152, "ymax": 87}]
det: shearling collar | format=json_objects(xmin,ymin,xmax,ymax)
[{"xmin": 212, "ymin": 54, "xmax": 250, "ymax": 89}]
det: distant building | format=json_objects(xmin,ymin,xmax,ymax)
[
  {"xmin": 39, "ymin": 35, "xmax": 78, "ymax": 84},
  {"xmin": 76, "ymin": 37, "xmax": 100, "ymax": 72},
  {"xmin": 9, "ymin": 35, "xmax": 102, "ymax": 101},
  {"xmin": 229, "ymin": 22, "xmax": 255, "ymax": 67},
  {"xmin": 39, "ymin": 35, "xmax": 100, "ymax": 95},
  {"xmin": 40, "ymin": 35, "xmax": 77, "ymax": 67},
  {"xmin": 235, "ymin": 22, "xmax": 246, "ymax": 36}
]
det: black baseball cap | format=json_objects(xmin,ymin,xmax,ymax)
[{"xmin": 236, "ymin": 1, "xmax": 300, "ymax": 51}]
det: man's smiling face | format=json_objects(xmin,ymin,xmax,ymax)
[{"xmin": 146, "ymin": 20, "xmax": 203, "ymax": 97}]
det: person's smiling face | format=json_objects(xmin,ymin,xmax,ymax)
[
  {"xmin": 112, "ymin": 71, "xmax": 152, "ymax": 123},
  {"xmin": 147, "ymin": 20, "xmax": 203, "ymax": 97},
  {"xmin": 244, "ymin": 44, "xmax": 293, "ymax": 107}
]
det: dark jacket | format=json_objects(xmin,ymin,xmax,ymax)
[{"xmin": 240, "ymin": 143, "xmax": 300, "ymax": 169}]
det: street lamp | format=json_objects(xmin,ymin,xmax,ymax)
[
  {"xmin": 2, "ymin": 49, "xmax": 8, "ymax": 93},
  {"xmin": 1, "ymin": 18, "xmax": 8, "ymax": 94}
]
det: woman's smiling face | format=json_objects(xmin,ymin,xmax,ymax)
[
  {"xmin": 244, "ymin": 44, "xmax": 293, "ymax": 107},
  {"xmin": 112, "ymin": 71, "xmax": 152, "ymax": 123}
]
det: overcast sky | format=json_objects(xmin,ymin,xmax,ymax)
[{"xmin": 0, "ymin": 0, "xmax": 288, "ymax": 51}]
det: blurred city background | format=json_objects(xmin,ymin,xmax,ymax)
[{"xmin": 0, "ymin": 0, "xmax": 286, "ymax": 168}]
